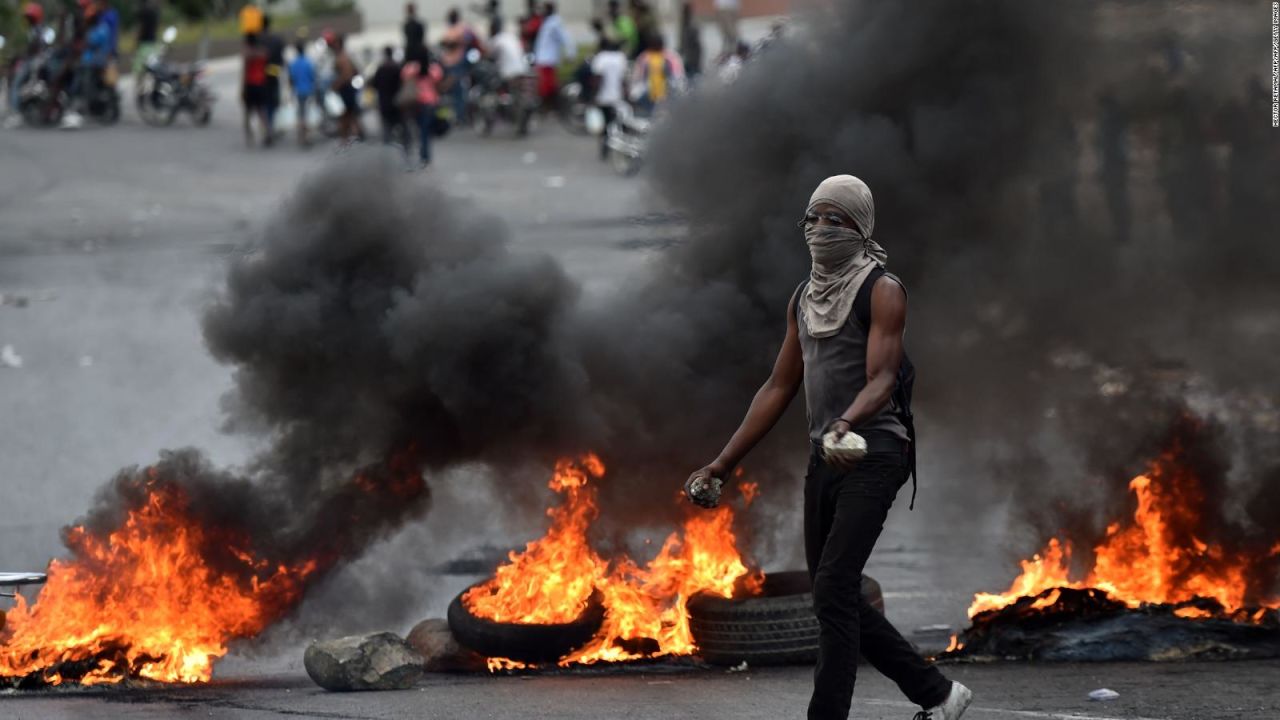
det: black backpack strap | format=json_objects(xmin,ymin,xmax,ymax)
[{"xmin": 853, "ymin": 265, "xmax": 890, "ymax": 331}]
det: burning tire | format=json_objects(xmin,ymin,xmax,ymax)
[
  {"xmin": 447, "ymin": 584, "xmax": 607, "ymax": 665},
  {"xmin": 687, "ymin": 571, "xmax": 883, "ymax": 666}
]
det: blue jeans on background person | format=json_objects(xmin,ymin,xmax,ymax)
[
  {"xmin": 415, "ymin": 104, "xmax": 435, "ymax": 165},
  {"xmin": 444, "ymin": 63, "xmax": 467, "ymax": 124}
]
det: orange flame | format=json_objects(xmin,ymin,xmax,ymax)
[
  {"xmin": 464, "ymin": 456, "xmax": 763, "ymax": 667},
  {"xmin": 0, "ymin": 480, "xmax": 315, "ymax": 685},
  {"xmin": 968, "ymin": 444, "xmax": 1279, "ymax": 620}
]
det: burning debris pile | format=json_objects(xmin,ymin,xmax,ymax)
[
  {"xmin": 452, "ymin": 455, "xmax": 763, "ymax": 670},
  {"xmin": 946, "ymin": 417, "xmax": 1280, "ymax": 662},
  {"xmin": 0, "ymin": 473, "xmax": 315, "ymax": 687}
]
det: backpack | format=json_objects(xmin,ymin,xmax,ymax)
[{"xmin": 797, "ymin": 266, "xmax": 919, "ymax": 508}]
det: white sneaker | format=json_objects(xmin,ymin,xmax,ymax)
[
  {"xmin": 60, "ymin": 111, "xmax": 84, "ymax": 130},
  {"xmin": 916, "ymin": 682, "xmax": 972, "ymax": 720}
]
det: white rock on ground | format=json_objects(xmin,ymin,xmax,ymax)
[
  {"xmin": 406, "ymin": 618, "xmax": 487, "ymax": 673},
  {"xmin": 303, "ymin": 632, "xmax": 424, "ymax": 691}
]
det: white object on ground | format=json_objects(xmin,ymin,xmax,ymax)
[
  {"xmin": 522, "ymin": 152, "xmax": 538, "ymax": 164},
  {"xmin": 545, "ymin": 176, "xmax": 566, "ymax": 189},
  {"xmin": 79, "ymin": 355, "xmax": 94, "ymax": 368},
  {"xmin": 727, "ymin": 661, "xmax": 748, "ymax": 673},
  {"xmin": 1, "ymin": 344, "xmax": 23, "ymax": 369},
  {"xmin": 924, "ymin": 681, "xmax": 973, "ymax": 720},
  {"xmin": 1089, "ymin": 688, "xmax": 1120, "ymax": 701},
  {"xmin": 821, "ymin": 429, "xmax": 867, "ymax": 463}
]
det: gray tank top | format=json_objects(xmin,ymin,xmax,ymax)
[{"xmin": 796, "ymin": 277, "xmax": 909, "ymax": 443}]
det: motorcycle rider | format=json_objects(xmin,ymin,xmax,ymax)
[
  {"xmin": 62, "ymin": 0, "xmax": 112, "ymax": 129},
  {"xmin": 4, "ymin": 3, "xmax": 48, "ymax": 127},
  {"xmin": 489, "ymin": 18, "xmax": 529, "ymax": 85}
]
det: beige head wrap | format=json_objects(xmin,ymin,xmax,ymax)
[{"xmin": 799, "ymin": 175, "xmax": 888, "ymax": 338}]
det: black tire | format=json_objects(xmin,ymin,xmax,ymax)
[
  {"xmin": 447, "ymin": 583, "xmax": 606, "ymax": 664},
  {"xmin": 688, "ymin": 571, "xmax": 884, "ymax": 666}
]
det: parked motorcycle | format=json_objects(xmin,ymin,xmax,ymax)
[
  {"xmin": 604, "ymin": 103, "xmax": 649, "ymax": 177},
  {"xmin": 469, "ymin": 59, "xmax": 534, "ymax": 137},
  {"xmin": 137, "ymin": 26, "xmax": 215, "ymax": 127}
]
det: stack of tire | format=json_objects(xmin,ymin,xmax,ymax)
[
  {"xmin": 446, "ymin": 571, "xmax": 883, "ymax": 666},
  {"xmin": 687, "ymin": 571, "xmax": 884, "ymax": 666}
]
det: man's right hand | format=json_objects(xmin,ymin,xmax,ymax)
[{"xmin": 684, "ymin": 464, "xmax": 726, "ymax": 509}]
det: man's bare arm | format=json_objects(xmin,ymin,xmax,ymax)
[{"xmin": 830, "ymin": 276, "xmax": 906, "ymax": 447}]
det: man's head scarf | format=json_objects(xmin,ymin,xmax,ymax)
[{"xmin": 799, "ymin": 175, "xmax": 889, "ymax": 338}]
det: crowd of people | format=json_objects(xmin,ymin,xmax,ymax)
[
  {"xmin": 3, "ymin": 0, "xmax": 129, "ymax": 129},
  {"xmin": 234, "ymin": 0, "xmax": 766, "ymax": 169}
]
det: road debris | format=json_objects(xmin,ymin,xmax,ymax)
[
  {"xmin": 1089, "ymin": 688, "xmax": 1121, "ymax": 701},
  {"xmin": 304, "ymin": 632, "xmax": 423, "ymax": 692},
  {"xmin": 1, "ymin": 345, "xmax": 23, "ymax": 369}
]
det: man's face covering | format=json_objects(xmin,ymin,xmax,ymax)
[{"xmin": 799, "ymin": 175, "xmax": 889, "ymax": 339}]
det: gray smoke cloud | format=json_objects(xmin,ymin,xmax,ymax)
[{"xmin": 57, "ymin": 0, "xmax": 1280, "ymax": 643}]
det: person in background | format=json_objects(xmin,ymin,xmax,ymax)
[
  {"xmin": 371, "ymin": 45, "xmax": 404, "ymax": 146},
  {"xmin": 311, "ymin": 28, "xmax": 336, "ymax": 112},
  {"xmin": 630, "ymin": 32, "xmax": 683, "ymax": 115},
  {"xmin": 489, "ymin": 17, "xmax": 529, "ymax": 84},
  {"xmin": 403, "ymin": 3, "xmax": 425, "ymax": 57},
  {"xmin": 261, "ymin": 14, "xmax": 286, "ymax": 146},
  {"xmin": 330, "ymin": 33, "xmax": 361, "ymax": 143},
  {"xmin": 132, "ymin": 0, "xmax": 159, "ymax": 83},
  {"xmin": 629, "ymin": 0, "xmax": 658, "ymax": 59},
  {"xmin": 241, "ymin": 32, "xmax": 269, "ymax": 145},
  {"xmin": 239, "ymin": 1, "xmax": 264, "ymax": 39},
  {"xmin": 400, "ymin": 44, "xmax": 443, "ymax": 168},
  {"xmin": 518, "ymin": 0, "xmax": 543, "ymax": 52},
  {"xmin": 532, "ymin": 2, "xmax": 574, "ymax": 110},
  {"xmin": 100, "ymin": 0, "xmax": 119, "ymax": 58},
  {"xmin": 287, "ymin": 39, "xmax": 315, "ymax": 146},
  {"xmin": 62, "ymin": 0, "xmax": 111, "ymax": 129},
  {"xmin": 677, "ymin": 1, "xmax": 702, "ymax": 82},
  {"xmin": 439, "ymin": 7, "xmax": 479, "ymax": 124},
  {"xmin": 589, "ymin": 37, "xmax": 627, "ymax": 161},
  {"xmin": 606, "ymin": 0, "xmax": 637, "ymax": 57},
  {"xmin": 5, "ymin": 3, "xmax": 48, "ymax": 126},
  {"xmin": 713, "ymin": 0, "xmax": 739, "ymax": 51}
]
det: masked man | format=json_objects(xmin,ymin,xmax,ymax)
[{"xmin": 685, "ymin": 175, "xmax": 972, "ymax": 720}]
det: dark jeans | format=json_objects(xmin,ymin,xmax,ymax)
[
  {"xmin": 414, "ymin": 104, "xmax": 435, "ymax": 164},
  {"xmin": 804, "ymin": 446, "xmax": 950, "ymax": 719},
  {"xmin": 598, "ymin": 103, "xmax": 617, "ymax": 160}
]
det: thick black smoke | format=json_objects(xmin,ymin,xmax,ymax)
[
  {"xmin": 631, "ymin": 0, "xmax": 1280, "ymax": 557},
  {"xmin": 64, "ymin": 0, "xmax": 1279, "ymax": 639}
]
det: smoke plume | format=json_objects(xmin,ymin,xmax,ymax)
[{"xmin": 59, "ymin": 0, "xmax": 1280, "ymax": 639}]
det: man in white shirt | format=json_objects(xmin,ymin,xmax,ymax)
[
  {"xmin": 533, "ymin": 2, "xmax": 576, "ymax": 105},
  {"xmin": 590, "ymin": 38, "xmax": 628, "ymax": 160},
  {"xmin": 490, "ymin": 18, "xmax": 529, "ymax": 81}
]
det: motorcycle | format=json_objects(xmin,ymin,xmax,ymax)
[
  {"xmin": 604, "ymin": 103, "xmax": 649, "ymax": 177},
  {"xmin": 137, "ymin": 26, "xmax": 215, "ymax": 127},
  {"xmin": 468, "ymin": 58, "xmax": 534, "ymax": 137}
]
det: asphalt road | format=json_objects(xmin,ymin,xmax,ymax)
[
  {"xmin": 3, "ymin": 661, "xmax": 1279, "ymax": 720},
  {"xmin": 3, "ymin": 37, "xmax": 1278, "ymax": 720}
]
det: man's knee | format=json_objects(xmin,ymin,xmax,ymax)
[{"xmin": 811, "ymin": 568, "xmax": 862, "ymax": 622}]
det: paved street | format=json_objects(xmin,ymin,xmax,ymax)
[{"xmin": 3, "ymin": 21, "xmax": 1279, "ymax": 720}]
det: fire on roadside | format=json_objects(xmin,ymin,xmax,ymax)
[
  {"xmin": 462, "ymin": 455, "xmax": 764, "ymax": 670},
  {"xmin": 0, "ymin": 475, "xmax": 316, "ymax": 686},
  {"xmin": 948, "ymin": 431, "xmax": 1280, "ymax": 653}
]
